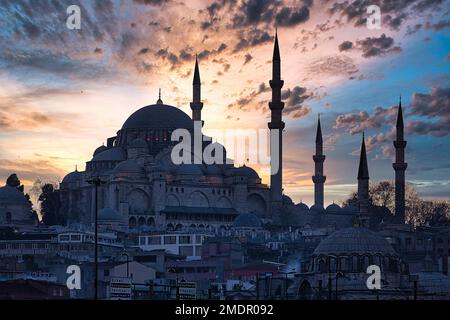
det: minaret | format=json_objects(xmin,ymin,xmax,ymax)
[
  {"xmin": 312, "ymin": 115, "xmax": 326, "ymax": 209},
  {"xmin": 157, "ymin": 88, "xmax": 163, "ymax": 104},
  {"xmin": 393, "ymin": 96, "xmax": 407, "ymax": 223},
  {"xmin": 357, "ymin": 132, "xmax": 370, "ymax": 227},
  {"xmin": 190, "ymin": 55, "xmax": 204, "ymax": 125},
  {"xmin": 268, "ymin": 31, "xmax": 285, "ymax": 213}
]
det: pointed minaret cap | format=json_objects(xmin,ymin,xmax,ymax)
[
  {"xmin": 316, "ymin": 113, "xmax": 323, "ymax": 143},
  {"xmin": 273, "ymin": 29, "xmax": 280, "ymax": 61},
  {"xmin": 157, "ymin": 88, "xmax": 163, "ymax": 104},
  {"xmin": 396, "ymin": 95, "xmax": 403, "ymax": 127},
  {"xmin": 193, "ymin": 55, "xmax": 201, "ymax": 85},
  {"xmin": 358, "ymin": 131, "xmax": 369, "ymax": 179}
]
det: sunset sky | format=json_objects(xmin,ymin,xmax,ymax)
[{"xmin": 0, "ymin": 0, "xmax": 448, "ymax": 207}]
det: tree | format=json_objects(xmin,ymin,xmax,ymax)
[
  {"xmin": 342, "ymin": 180, "xmax": 450, "ymax": 227},
  {"xmin": 6, "ymin": 173, "xmax": 24, "ymax": 192},
  {"xmin": 39, "ymin": 183, "xmax": 64, "ymax": 226}
]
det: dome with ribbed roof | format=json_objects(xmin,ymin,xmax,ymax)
[
  {"xmin": 92, "ymin": 147, "xmax": 126, "ymax": 162},
  {"xmin": 93, "ymin": 145, "xmax": 108, "ymax": 157},
  {"xmin": 98, "ymin": 208, "xmax": 123, "ymax": 222},
  {"xmin": 128, "ymin": 138, "xmax": 148, "ymax": 149},
  {"xmin": 296, "ymin": 202, "xmax": 309, "ymax": 211},
  {"xmin": 230, "ymin": 165, "xmax": 259, "ymax": 179},
  {"xmin": 326, "ymin": 203, "xmax": 342, "ymax": 213},
  {"xmin": 174, "ymin": 163, "xmax": 203, "ymax": 175},
  {"xmin": 313, "ymin": 227, "xmax": 397, "ymax": 256},
  {"xmin": 62, "ymin": 170, "xmax": 82, "ymax": 184},
  {"xmin": 113, "ymin": 159, "xmax": 146, "ymax": 176},
  {"xmin": 122, "ymin": 104, "xmax": 193, "ymax": 131},
  {"xmin": 233, "ymin": 212, "xmax": 262, "ymax": 228}
]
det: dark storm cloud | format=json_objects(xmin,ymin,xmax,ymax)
[
  {"xmin": 338, "ymin": 41, "xmax": 353, "ymax": 52},
  {"xmin": 356, "ymin": 34, "xmax": 401, "ymax": 58},
  {"xmin": 275, "ymin": 4, "xmax": 311, "ymax": 27},
  {"xmin": 281, "ymin": 86, "xmax": 312, "ymax": 118},
  {"xmin": 406, "ymin": 87, "xmax": 450, "ymax": 138},
  {"xmin": 234, "ymin": 28, "xmax": 273, "ymax": 52}
]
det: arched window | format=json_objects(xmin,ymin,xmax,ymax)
[
  {"xmin": 318, "ymin": 259, "xmax": 326, "ymax": 273},
  {"xmin": 129, "ymin": 217, "xmax": 136, "ymax": 228}
]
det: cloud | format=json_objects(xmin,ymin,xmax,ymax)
[
  {"xmin": 338, "ymin": 41, "xmax": 353, "ymax": 52},
  {"xmin": 281, "ymin": 86, "xmax": 312, "ymax": 118},
  {"xmin": 234, "ymin": 28, "xmax": 273, "ymax": 52},
  {"xmin": 307, "ymin": 55, "xmax": 358, "ymax": 76},
  {"xmin": 355, "ymin": 34, "xmax": 401, "ymax": 58},
  {"xmin": 243, "ymin": 53, "xmax": 253, "ymax": 65},
  {"xmin": 334, "ymin": 106, "xmax": 398, "ymax": 135}
]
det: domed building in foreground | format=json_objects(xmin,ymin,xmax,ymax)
[{"xmin": 0, "ymin": 184, "xmax": 35, "ymax": 226}]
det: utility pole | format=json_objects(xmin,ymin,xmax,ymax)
[{"xmin": 87, "ymin": 176, "xmax": 106, "ymax": 301}]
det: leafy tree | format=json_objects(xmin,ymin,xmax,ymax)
[
  {"xmin": 6, "ymin": 173, "xmax": 24, "ymax": 192},
  {"xmin": 39, "ymin": 183, "xmax": 64, "ymax": 226}
]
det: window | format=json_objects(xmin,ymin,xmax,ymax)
[
  {"xmin": 139, "ymin": 237, "xmax": 146, "ymax": 246},
  {"xmin": 195, "ymin": 235, "xmax": 202, "ymax": 243},
  {"xmin": 60, "ymin": 235, "xmax": 70, "ymax": 242},
  {"xmin": 195, "ymin": 245, "xmax": 202, "ymax": 256},
  {"xmin": 179, "ymin": 236, "xmax": 192, "ymax": 244},
  {"xmin": 179, "ymin": 246, "xmax": 194, "ymax": 257},
  {"xmin": 148, "ymin": 236, "xmax": 162, "ymax": 245},
  {"xmin": 164, "ymin": 236, "xmax": 176, "ymax": 244},
  {"xmin": 71, "ymin": 234, "xmax": 81, "ymax": 241}
]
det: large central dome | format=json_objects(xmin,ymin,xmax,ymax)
[{"xmin": 122, "ymin": 104, "xmax": 193, "ymax": 131}]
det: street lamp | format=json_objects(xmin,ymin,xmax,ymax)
[{"xmin": 87, "ymin": 176, "xmax": 106, "ymax": 300}]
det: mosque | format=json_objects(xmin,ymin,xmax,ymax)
[{"xmin": 55, "ymin": 32, "xmax": 408, "ymax": 234}]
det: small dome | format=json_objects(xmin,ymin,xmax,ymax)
[
  {"xmin": 62, "ymin": 170, "xmax": 82, "ymax": 184},
  {"xmin": 231, "ymin": 165, "xmax": 259, "ymax": 179},
  {"xmin": 92, "ymin": 147, "xmax": 127, "ymax": 162},
  {"xmin": 326, "ymin": 203, "xmax": 342, "ymax": 213},
  {"xmin": 296, "ymin": 202, "xmax": 309, "ymax": 210},
  {"xmin": 93, "ymin": 145, "xmax": 108, "ymax": 157},
  {"xmin": 233, "ymin": 213, "xmax": 262, "ymax": 228},
  {"xmin": 282, "ymin": 195, "xmax": 294, "ymax": 205},
  {"xmin": 113, "ymin": 159, "xmax": 146, "ymax": 175},
  {"xmin": 128, "ymin": 138, "xmax": 148, "ymax": 149},
  {"xmin": 121, "ymin": 104, "xmax": 194, "ymax": 131},
  {"xmin": 310, "ymin": 204, "xmax": 324, "ymax": 212},
  {"xmin": 313, "ymin": 227, "xmax": 397, "ymax": 256},
  {"xmin": 98, "ymin": 208, "xmax": 122, "ymax": 222},
  {"xmin": 174, "ymin": 164, "xmax": 203, "ymax": 175},
  {"xmin": 0, "ymin": 186, "xmax": 29, "ymax": 205}
]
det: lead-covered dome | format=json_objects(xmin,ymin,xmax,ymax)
[
  {"xmin": 313, "ymin": 227, "xmax": 397, "ymax": 256},
  {"xmin": 233, "ymin": 213, "xmax": 262, "ymax": 228},
  {"xmin": 0, "ymin": 186, "xmax": 29, "ymax": 205},
  {"xmin": 122, "ymin": 104, "xmax": 193, "ymax": 131}
]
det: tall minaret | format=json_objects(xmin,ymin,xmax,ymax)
[
  {"xmin": 357, "ymin": 132, "xmax": 370, "ymax": 227},
  {"xmin": 393, "ymin": 96, "xmax": 407, "ymax": 223},
  {"xmin": 190, "ymin": 55, "xmax": 204, "ymax": 125},
  {"xmin": 312, "ymin": 115, "xmax": 326, "ymax": 209},
  {"xmin": 268, "ymin": 31, "xmax": 285, "ymax": 213}
]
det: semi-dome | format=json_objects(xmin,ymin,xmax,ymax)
[
  {"xmin": 98, "ymin": 208, "xmax": 122, "ymax": 222},
  {"xmin": 204, "ymin": 164, "xmax": 223, "ymax": 176},
  {"xmin": 113, "ymin": 159, "xmax": 146, "ymax": 175},
  {"xmin": 121, "ymin": 104, "xmax": 194, "ymax": 131},
  {"xmin": 296, "ymin": 202, "xmax": 309, "ymax": 211},
  {"xmin": 326, "ymin": 203, "xmax": 342, "ymax": 213},
  {"xmin": 231, "ymin": 165, "xmax": 259, "ymax": 179},
  {"xmin": 313, "ymin": 227, "xmax": 397, "ymax": 256},
  {"xmin": 128, "ymin": 138, "xmax": 148, "ymax": 149},
  {"xmin": 62, "ymin": 170, "xmax": 82, "ymax": 184},
  {"xmin": 174, "ymin": 163, "xmax": 203, "ymax": 176},
  {"xmin": 93, "ymin": 145, "xmax": 108, "ymax": 157},
  {"xmin": 92, "ymin": 147, "xmax": 127, "ymax": 162},
  {"xmin": 233, "ymin": 212, "xmax": 262, "ymax": 228},
  {"xmin": 0, "ymin": 186, "xmax": 29, "ymax": 205}
]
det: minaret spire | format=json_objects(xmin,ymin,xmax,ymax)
[
  {"xmin": 268, "ymin": 30, "xmax": 285, "ymax": 215},
  {"xmin": 312, "ymin": 114, "xmax": 326, "ymax": 209},
  {"xmin": 157, "ymin": 88, "xmax": 163, "ymax": 104},
  {"xmin": 357, "ymin": 132, "xmax": 370, "ymax": 227},
  {"xmin": 393, "ymin": 96, "xmax": 407, "ymax": 223},
  {"xmin": 190, "ymin": 55, "xmax": 204, "ymax": 125}
]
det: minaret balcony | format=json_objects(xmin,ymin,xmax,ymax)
[
  {"xmin": 268, "ymin": 121, "xmax": 285, "ymax": 130},
  {"xmin": 269, "ymin": 79, "xmax": 284, "ymax": 88},
  {"xmin": 393, "ymin": 140, "xmax": 407, "ymax": 148},
  {"xmin": 392, "ymin": 163, "xmax": 408, "ymax": 170},
  {"xmin": 312, "ymin": 175, "xmax": 326, "ymax": 183},
  {"xmin": 313, "ymin": 155, "xmax": 326, "ymax": 162}
]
